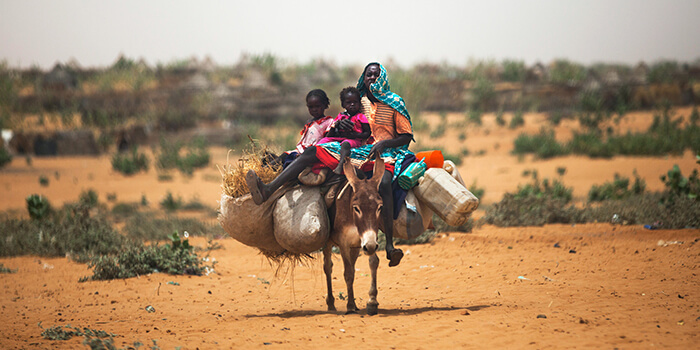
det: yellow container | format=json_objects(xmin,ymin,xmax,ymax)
[{"xmin": 413, "ymin": 168, "xmax": 479, "ymax": 226}]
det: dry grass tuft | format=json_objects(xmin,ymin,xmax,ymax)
[{"xmin": 219, "ymin": 141, "xmax": 282, "ymax": 198}]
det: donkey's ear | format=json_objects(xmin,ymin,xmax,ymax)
[
  {"xmin": 370, "ymin": 157, "xmax": 385, "ymax": 190},
  {"xmin": 342, "ymin": 157, "xmax": 360, "ymax": 185}
]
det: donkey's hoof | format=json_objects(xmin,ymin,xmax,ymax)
[
  {"xmin": 367, "ymin": 304, "xmax": 378, "ymax": 316},
  {"xmin": 388, "ymin": 248, "xmax": 404, "ymax": 267},
  {"xmin": 345, "ymin": 309, "xmax": 358, "ymax": 315}
]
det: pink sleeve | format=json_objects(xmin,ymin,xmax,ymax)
[{"xmin": 354, "ymin": 113, "xmax": 368, "ymax": 124}]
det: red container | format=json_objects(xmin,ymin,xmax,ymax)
[{"xmin": 415, "ymin": 150, "xmax": 444, "ymax": 168}]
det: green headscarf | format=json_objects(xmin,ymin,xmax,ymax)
[{"xmin": 356, "ymin": 63, "xmax": 411, "ymax": 127}]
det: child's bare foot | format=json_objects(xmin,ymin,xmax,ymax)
[
  {"xmin": 245, "ymin": 170, "xmax": 268, "ymax": 205},
  {"xmin": 387, "ymin": 248, "xmax": 404, "ymax": 267}
]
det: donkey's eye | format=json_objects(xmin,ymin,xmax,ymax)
[
  {"xmin": 353, "ymin": 206, "xmax": 361, "ymax": 215},
  {"xmin": 377, "ymin": 205, "xmax": 383, "ymax": 214}
]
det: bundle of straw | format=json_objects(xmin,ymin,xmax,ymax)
[{"xmin": 219, "ymin": 141, "xmax": 283, "ymax": 198}]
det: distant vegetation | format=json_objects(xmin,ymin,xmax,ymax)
[
  {"xmin": 512, "ymin": 107, "xmax": 700, "ymax": 159},
  {"xmin": 1, "ymin": 55, "xmax": 699, "ymax": 156},
  {"xmin": 1, "ymin": 191, "xmax": 222, "ymax": 281},
  {"xmin": 482, "ymin": 164, "xmax": 699, "ymax": 229}
]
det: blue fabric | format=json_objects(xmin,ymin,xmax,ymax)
[
  {"xmin": 356, "ymin": 63, "xmax": 412, "ymax": 127},
  {"xmin": 392, "ymin": 153, "xmax": 416, "ymax": 219}
]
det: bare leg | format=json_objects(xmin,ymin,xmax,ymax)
[
  {"xmin": 380, "ymin": 169, "xmax": 403, "ymax": 267},
  {"xmin": 367, "ymin": 253, "xmax": 379, "ymax": 315},
  {"xmin": 333, "ymin": 141, "xmax": 351, "ymax": 175},
  {"xmin": 246, "ymin": 146, "xmax": 318, "ymax": 205},
  {"xmin": 341, "ymin": 246, "xmax": 361, "ymax": 314},
  {"xmin": 323, "ymin": 242, "xmax": 336, "ymax": 312}
]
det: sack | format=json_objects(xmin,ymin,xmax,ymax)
[
  {"xmin": 273, "ymin": 186, "xmax": 330, "ymax": 254},
  {"xmin": 218, "ymin": 193, "xmax": 286, "ymax": 254},
  {"xmin": 389, "ymin": 190, "xmax": 434, "ymax": 240}
]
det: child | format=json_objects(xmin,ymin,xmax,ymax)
[
  {"xmin": 317, "ymin": 86, "xmax": 371, "ymax": 174},
  {"xmin": 270, "ymin": 89, "xmax": 334, "ymax": 168},
  {"xmin": 296, "ymin": 89, "xmax": 335, "ymax": 154}
]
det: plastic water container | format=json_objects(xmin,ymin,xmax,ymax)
[
  {"xmin": 398, "ymin": 159, "xmax": 427, "ymax": 190},
  {"xmin": 415, "ymin": 150, "xmax": 444, "ymax": 168},
  {"xmin": 413, "ymin": 168, "xmax": 479, "ymax": 226}
]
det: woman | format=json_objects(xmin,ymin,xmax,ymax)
[{"xmin": 246, "ymin": 62, "xmax": 413, "ymax": 267}]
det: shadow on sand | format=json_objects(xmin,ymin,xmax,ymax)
[{"xmin": 244, "ymin": 304, "xmax": 492, "ymax": 318}]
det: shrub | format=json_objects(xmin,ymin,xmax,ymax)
[
  {"xmin": 549, "ymin": 59, "xmax": 586, "ymax": 85},
  {"xmin": 501, "ymin": 59, "xmax": 526, "ymax": 82},
  {"xmin": 509, "ymin": 110, "xmax": 524, "ymax": 129},
  {"xmin": 79, "ymin": 189, "xmax": 99, "ymax": 208},
  {"xmin": 429, "ymin": 124, "xmax": 445, "ymax": 138},
  {"xmin": 81, "ymin": 232, "xmax": 211, "ymax": 281},
  {"xmin": 111, "ymin": 147, "xmax": 149, "ymax": 175},
  {"xmin": 39, "ymin": 175, "xmax": 49, "ymax": 187},
  {"xmin": 588, "ymin": 171, "xmax": 646, "ymax": 202},
  {"xmin": 0, "ymin": 147, "xmax": 11, "ymax": 168},
  {"xmin": 660, "ymin": 164, "xmax": 699, "ymax": 202},
  {"xmin": 512, "ymin": 128, "xmax": 569, "ymax": 159},
  {"xmin": 4, "ymin": 202, "xmax": 125, "ymax": 260},
  {"xmin": 514, "ymin": 176, "xmax": 573, "ymax": 203},
  {"xmin": 123, "ymin": 212, "xmax": 223, "ymax": 241},
  {"xmin": 469, "ymin": 180, "xmax": 485, "ymax": 199},
  {"xmin": 495, "ymin": 110, "xmax": 506, "ymax": 126},
  {"xmin": 26, "ymin": 194, "xmax": 52, "ymax": 220},
  {"xmin": 156, "ymin": 137, "xmax": 210, "ymax": 175},
  {"xmin": 467, "ymin": 108, "xmax": 482, "ymax": 125},
  {"xmin": 160, "ymin": 191, "xmax": 182, "ymax": 212},
  {"xmin": 482, "ymin": 195, "xmax": 585, "ymax": 227}
]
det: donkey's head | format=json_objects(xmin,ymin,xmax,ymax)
[{"xmin": 343, "ymin": 157, "xmax": 384, "ymax": 255}]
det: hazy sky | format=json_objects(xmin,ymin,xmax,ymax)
[{"xmin": 1, "ymin": 0, "xmax": 699, "ymax": 69}]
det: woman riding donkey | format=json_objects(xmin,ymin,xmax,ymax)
[{"xmin": 246, "ymin": 62, "xmax": 414, "ymax": 267}]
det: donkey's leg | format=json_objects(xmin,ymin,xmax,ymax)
[
  {"xmin": 323, "ymin": 242, "xmax": 336, "ymax": 312},
  {"xmin": 341, "ymin": 246, "xmax": 361, "ymax": 314},
  {"xmin": 367, "ymin": 252, "xmax": 380, "ymax": 315}
]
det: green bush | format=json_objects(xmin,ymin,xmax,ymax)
[
  {"xmin": 4, "ymin": 202, "xmax": 125, "ymax": 260},
  {"xmin": 512, "ymin": 128, "xmax": 569, "ymax": 159},
  {"xmin": 495, "ymin": 110, "xmax": 506, "ymax": 126},
  {"xmin": 156, "ymin": 137, "xmax": 210, "ymax": 175},
  {"xmin": 429, "ymin": 124, "xmax": 445, "ymax": 138},
  {"xmin": 501, "ymin": 59, "xmax": 526, "ymax": 82},
  {"xmin": 548, "ymin": 59, "xmax": 586, "ymax": 85},
  {"xmin": 514, "ymin": 175, "xmax": 573, "ymax": 203},
  {"xmin": 0, "ymin": 147, "xmax": 11, "ymax": 168},
  {"xmin": 123, "ymin": 212, "xmax": 223, "ymax": 241},
  {"xmin": 39, "ymin": 175, "xmax": 49, "ymax": 187},
  {"xmin": 588, "ymin": 171, "xmax": 646, "ymax": 202},
  {"xmin": 79, "ymin": 189, "xmax": 99, "ymax": 208},
  {"xmin": 111, "ymin": 147, "xmax": 149, "ymax": 175},
  {"xmin": 482, "ymin": 194, "xmax": 585, "ymax": 227},
  {"xmin": 660, "ymin": 164, "xmax": 699, "ymax": 202},
  {"xmin": 509, "ymin": 110, "xmax": 524, "ymax": 129},
  {"xmin": 81, "ymin": 232, "xmax": 211, "ymax": 281},
  {"xmin": 160, "ymin": 191, "xmax": 182, "ymax": 212},
  {"xmin": 26, "ymin": 194, "xmax": 52, "ymax": 220},
  {"xmin": 467, "ymin": 108, "xmax": 482, "ymax": 125}
]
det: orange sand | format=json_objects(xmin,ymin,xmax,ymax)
[{"xmin": 1, "ymin": 108, "xmax": 699, "ymax": 349}]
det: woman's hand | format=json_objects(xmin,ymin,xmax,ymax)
[{"xmin": 368, "ymin": 140, "xmax": 387, "ymax": 159}]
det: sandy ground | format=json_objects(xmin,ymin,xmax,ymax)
[{"xmin": 1, "ymin": 108, "xmax": 699, "ymax": 349}]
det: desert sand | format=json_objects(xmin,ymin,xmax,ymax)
[{"xmin": 1, "ymin": 108, "xmax": 698, "ymax": 349}]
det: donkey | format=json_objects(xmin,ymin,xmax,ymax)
[{"xmin": 323, "ymin": 157, "xmax": 384, "ymax": 315}]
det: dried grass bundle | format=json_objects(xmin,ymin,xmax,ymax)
[{"xmin": 219, "ymin": 141, "xmax": 282, "ymax": 198}]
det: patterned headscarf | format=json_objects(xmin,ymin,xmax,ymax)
[{"xmin": 356, "ymin": 63, "xmax": 411, "ymax": 127}]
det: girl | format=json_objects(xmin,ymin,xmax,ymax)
[{"xmin": 316, "ymin": 86, "xmax": 371, "ymax": 174}]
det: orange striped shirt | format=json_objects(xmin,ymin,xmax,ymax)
[{"xmin": 362, "ymin": 97, "xmax": 412, "ymax": 142}]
